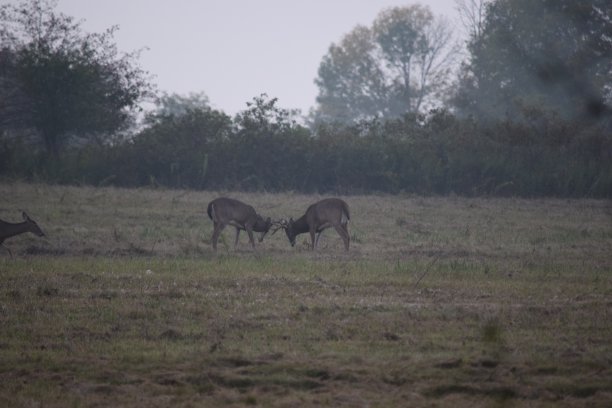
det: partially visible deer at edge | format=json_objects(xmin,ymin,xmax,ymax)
[
  {"xmin": 274, "ymin": 198, "xmax": 350, "ymax": 251},
  {"xmin": 207, "ymin": 197, "xmax": 272, "ymax": 251},
  {"xmin": 0, "ymin": 211, "xmax": 46, "ymax": 258}
]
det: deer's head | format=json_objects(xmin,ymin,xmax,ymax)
[
  {"xmin": 257, "ymin": 217, "xmax": 273, "ymax": 242},
  {"xmin": 271, "ymin": 219, "xmax": 296, "ymax": 247},
  {"xmin": 23, "ymin": 212, "xmax": 45, "ymax": 237}
]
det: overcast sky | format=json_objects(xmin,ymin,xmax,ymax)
[{"xmin": 53, "ymin": 0, "xmax": 463, "ymax": 116}]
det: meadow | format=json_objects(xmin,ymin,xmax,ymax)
[{"xmin": 0, "ymin": 182, "xmax": 611, "ymax": 406}]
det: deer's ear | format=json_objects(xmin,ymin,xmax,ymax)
[
  {"xmin": 289, "ymin": 217, "xmax": 294, "ymax": 223},
  {"xmin": 22, "ymin": 211, "xmax": 29, "ymax": 221}
]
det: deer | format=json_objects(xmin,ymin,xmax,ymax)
[
  {"xmin": 273, "ymin": 198, "xmax": 350, "ymax": 251},
  {"xmin": 207, "ymin": 197, "xmax": 272, "ymax": 251},
  {"xmin": 0, "ymin": 211, "xmax": 46, "ymax": 258}
]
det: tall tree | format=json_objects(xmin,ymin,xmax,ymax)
[
  {"xmin": 0, "ymin": 48, "xmax": 31, "ymax": 130},
  {"xmin": 151, "ymin": 91, "xmax": 210, "ymax": 119},
  {"xmin": 313, "ymin": 5, "xmax": 458, "ymax": 124},
  {"xmin": 455, "ymin": 0, "xmax": 489, "ymax": 42},
  {"xmin": 453, "ymin": 0, "xmax": 612, "ymax": 121},
  {"xmin": 0, "ymin": 0, "xmax": 152, "ymax": 157},
  {"xmin": 234, "ymin": 93, "xmax": 302, "ymax": 136}
]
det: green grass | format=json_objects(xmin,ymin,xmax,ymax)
[{"xmin": 0, "ymin": 182, "xmax": 611, "ymax": 406}]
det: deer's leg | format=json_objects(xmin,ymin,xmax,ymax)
[
  {"xmin": 211, "ymin": 225, "xmax": 218, "ymax": 251},
  {"xmin": 309, "ymin": 229, "xmax": 316, "ymax": 250},
  {"xmin": 1, "ymin": 243, "xmax": 13, "ymax": 259},
  {"xmin": 315, "ymin": 231, "xmax": 323, "ymax": 249},
  {"xmin": 342, "ymin": 222, "xmax": 350, "ymax": 250},
  {"xmin": 333, "ymin": 224, "xmax": 350, "ymax": 251},
  {"xmin": 234, "ymin": 228, "xmax": 241, "ymax": 248},
  {"xmin": 211, "ymin": 223, "xmax": 225, "ymax": 251},
  {"xmin": 246, "ymin": 227, "xmax": 255, "ymax": 249}
]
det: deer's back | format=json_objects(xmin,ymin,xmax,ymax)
[
  {"xmin": 306, "ymin": 198, "xmax": 350, "ymax": 224},
  {"xmin": 207, "ymin": 197, "xmax": 256, "ymax": 223}
]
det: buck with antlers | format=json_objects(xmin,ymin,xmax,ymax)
[
  {"xmin": 207, "ymin": 197, "xmax": 272, "ymax": 250},
  {"xmin": 0, "ymin": 211, "xmax": 46, "ymax": 258},
  {"xmin": 274, "ymin": 198, "xmax": 350, "ymax": 251}
]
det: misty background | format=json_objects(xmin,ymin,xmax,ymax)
[
  {"xmin": 54, "ymin": 0, "xmax": 464, "ymax": 116},
  {"xmin": 1, "ymin": 0, "xmax": 611, "ymax": 197}
]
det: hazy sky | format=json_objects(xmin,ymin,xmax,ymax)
[{"xmin": 52, "ymin": 0, "xmax": 462, "ymax": 116}]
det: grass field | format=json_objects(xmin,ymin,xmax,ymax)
[{"xmin": 1, "ymin": 182, "xmax": 611, "ymax": 406}]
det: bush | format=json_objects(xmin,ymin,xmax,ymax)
[{"xmin": 1, "ymin": 108, "xmax": 610, "ymax": 198}]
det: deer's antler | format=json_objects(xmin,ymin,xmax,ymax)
[{"xmin": 270, "ymin": 219, "xmax": 288, "ymax": 235}]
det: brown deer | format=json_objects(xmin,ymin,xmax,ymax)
[
  {"xmin": 0, "ymin": 211, "xmax": 46, "ymax": 258},
  {"xmin": 274, "ymin": 198, "xmax": 350, "ymax": 251},
  {"xmin": 207, "ymin": 197, "xmax": 272, "ymax": 250}
]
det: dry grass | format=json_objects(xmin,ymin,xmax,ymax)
[{"xmin": 0, "ymin": 182, "xmax": 611, "ymax": 406}]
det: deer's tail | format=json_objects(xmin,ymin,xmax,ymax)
[
  {"xmin": 207, "ymin": 202, "xmax": 214, "ymax": 220},
  {"xmin": 342, "ymin": 201, "xmax": 351, "ymax": 223}
]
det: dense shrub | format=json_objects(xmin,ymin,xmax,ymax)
[{"xmin": 1, "ymin": 108, "xmax": 610, "ymax": 197}]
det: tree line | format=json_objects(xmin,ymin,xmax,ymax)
[
  {"xmin": 1, "ymin": 0, "xmax": 611, "ymax": 197},
  {"xmin": 3, "ymin": 94, "xmax": 610, "ymax": 197}
]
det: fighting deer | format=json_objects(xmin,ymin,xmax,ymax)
[
  {"xmin": 274, "ymin": 198, "xmax": 350, "ymax": 251},
  {"xmin": 0, "ymin": 211, "xmax": 46, "ymax": 258},
  {"xmin": 207, "ymin": 197, "xmax": 272, "ymax": 250}
]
